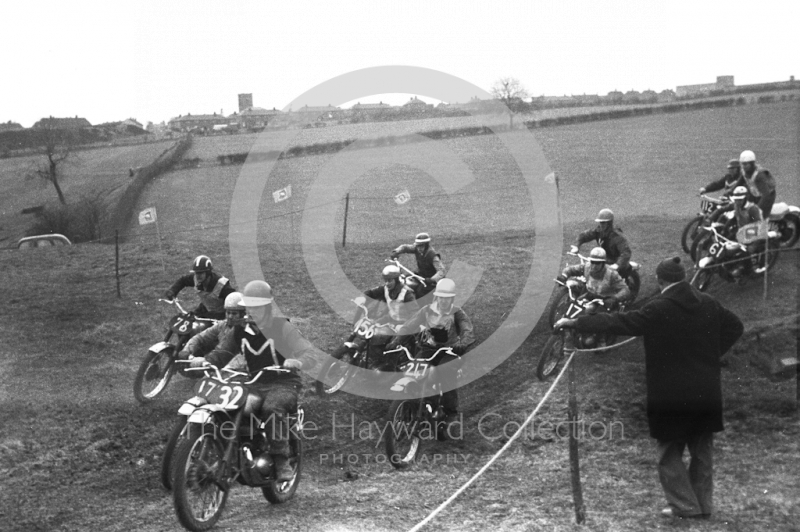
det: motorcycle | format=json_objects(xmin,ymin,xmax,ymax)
[
  {"xmin": 690, "ymin": 222, "xmax": 780, "ymax": 292},
  {"xmin": 316, "ymin": 298, "xmax": 400, "ymax": 396},
  {"xmin": 681, "ymin": 193, "xmax": 733, "ymax": 255},
  {"xmin": 133, "ymin": 299, "xmax": 217, "ymax": 404},
  {"xmin": 383, "ymin": 342, "xmax": 461, "ymax": 469},
  {"xmin": 765, "ymin": 201, "xmax": 799, "ymax": 248},
  {"xmin": 170, "ymin": 363, "xmax": 304, "ymax": 531},
  {"xmin": 547, "ymin": 251, "xmax": 639, "ymax": 330},
  {"xmin": 538, "ymin": 276, "xmax": 626, "ymax": 381}
]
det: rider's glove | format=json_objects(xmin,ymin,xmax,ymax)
[
  {"xmin": 603, "ymin": 296, "xmax": 617, "ymax": 310},
  {"xmin": 164, "ymin": 289, "xmax": 175, "ymax": 301},
  {"xmin": 283, "ymin": 358, "xmax": 303, "ymax": 371},
  {"xmin": 556, "ymin": 274, "xmax": 568, "ymax": 284},
  {"xmin": 423, "ymin": 277, "xmax": 433, "ymax": 286},
  {"xmin": 177, "ymin": 349, "xmax": 191, "ymax": 360},
  {"xmin": 452, "ymin": 344, "xmax": 466, "ymax": 356},
  {"xmin": 190, "ymin": 357, "xmax": 207, "ymax": 368},
  {"xmin": 699, "ymin": 187, "xmax": 706, "ymax": 194}
]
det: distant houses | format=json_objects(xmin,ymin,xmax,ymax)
[
  {"xmin": 0, "ymin": 121, "xmax": 23, "ymax": 132},
  {"xmin": 33, "ymin": 116, "xmax": 92, "ymax": 129}
]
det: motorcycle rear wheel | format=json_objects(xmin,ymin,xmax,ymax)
[
  {"xmin": 681, "ymin": 215, "xmax": 705, "ymax": 254},
  {"xmin": 315, "ymin": 346, "xmax": 357, "ymax": 396},
  {"xmin": 172, "ymin": 431, "xmax": 228, "ymax": 532},
  {"xmin": 133, "ymin": 347, "xmax": 176, "ymax": 404},
  {"xmin": 385, "ymin": 399, "xmax": 422, "ymax": 469},
  {"xmin": 775, "ymin": 213, "xmax": 800, "ymax": 248},
  {"xmin": 536, "ymin": 333, "xmax": 567, "ymax": 381},
  {"xmin": 262, "ymin": 433, "xmax": 303, "ymax": 504}
]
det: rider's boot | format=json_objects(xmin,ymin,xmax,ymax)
[{"xmin": 272, "ymin": 454, "xmax": 294, "ymax": 482}]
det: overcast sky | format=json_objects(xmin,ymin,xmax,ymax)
[{"xmin": 2, "ymin": 0, "xmax": 797, "ymax": 127}]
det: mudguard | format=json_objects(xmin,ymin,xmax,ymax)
[
  {"xmin": 390, "ymin": 377, "xmax": 421, "ymax": 393},
  {"xmin": 187, "ymin": 404, "xmax": 229, "ymax": 424},
  {"xmin": 148, "ymin": 341, "xmax": 173, "ymax": 354},
  {"xmin": 178, "ymin": 396, "xmax": 207, "ymax": 416}
]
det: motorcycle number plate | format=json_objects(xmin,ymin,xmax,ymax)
[
  {"xmin": 708, "ymin": 243, "xmax": 723, "ymax": 258},
  {"xmin": 404, "ymin": 362, "xmax": 429, "ymax": 378},
  {"xmin": 194, "ymin": 378, "xmax": 247, "ymax": 409},
  {"xmin": 170, "ymin": 315, "xmax": 193, "ymax": 335},
  {"xmin": 354, "ymin": 318, "xmax": 376, "ymax": 339}
]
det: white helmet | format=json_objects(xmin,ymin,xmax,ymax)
[
  {"xmin": 589, "ymin": 247, "xmax": 607, "ymax": 263},
  {"xmin": 224, "ymin": 292, "xmax": 246, "ymax": 311},
  {"xmin": 739, "ymin": 150, "xmax": 756, "ymax": 163},
  {"xmin": 433, "ymin": 278, "xmax": 456, "ymax": 297},
  {"xmin": 731, "ymin": 186, "xmax": 748, "ymax": 201}
]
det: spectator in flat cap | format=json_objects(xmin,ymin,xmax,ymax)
[{"xmin": 555, "ymin": 256, "xmax": 743, "ymax": 520}]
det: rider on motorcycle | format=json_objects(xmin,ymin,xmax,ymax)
[
  {"xmin": 390, "ymin": 278, "xmax": 475, "ymax": 431},
  {"xmin": 729, "ymin": 185, "xmax": 766, "ymax": 279},
  {"xmin": 178, "ymin": 291, "xmax": 249, "ymax": 362},
  {"xmin": 557, "ymin": 247, "xmax": 631, "ymax": 315},
  {"xmin": 360, "ymin": 264, "xmax": 418, "ymax": 369},
  {"xmin": 699, "ymin": 159, "xmax": 741, "ymax": 196},
  {"xmin": 188, "ymin": 280, "xmax": 315, "ymax": 482},
  {"xmin": 389, "ymin": 232, "xmax": 446, "ymax": 298},
  {"xmin": 739, "ymin": 150, "xmax": 777, "ymax": 219},
  {"xmin": 571, "ymin": 209, "xmax": 635, "ymax": 286},
  {"xmin": 164, "ymin": 255, "xmax": 235, "ymax": 320}
]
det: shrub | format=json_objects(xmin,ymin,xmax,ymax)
[{"xmin": 29, "ymin": 193, "xmax": 111, "ymax": 243}]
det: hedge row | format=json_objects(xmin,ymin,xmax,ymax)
[
  {"xmin": 197, "ymin": 95, "xmax": 793, "ymax": 169},
  {"xmin": 108, "ymin": 135, "xmax": 193, "ymax": 240}
]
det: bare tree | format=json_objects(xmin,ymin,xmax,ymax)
[
  {"xmin": 31, "ymin": 121, "xmax": 75, "ymax": 205},
  {"xmin": 491, "ymin": 77, "xmax": 530, "ymax": 127}
]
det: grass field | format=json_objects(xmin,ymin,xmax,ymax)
[
  {"xmin": 0, "ymin": 100, "xmax": 798, "ymax": 531},
  {"xmin": 0, "ymin": 140, "xmax": 175, "ymax": 245}
]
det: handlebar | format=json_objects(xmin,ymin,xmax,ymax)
[
  {"xmin": 159, "ymin": 298, "xmax": 217, "ymax": 322},
  {"xmin": 383, "ymin": 344, "xmax": 457, "ymax": 362},
  {"xmin": 180, "ymin": 361, "xmax": 291, "ymax": 384},
  {"xmin": 385, "ymin": 258, "xmax": 427, "ymax": 286}
]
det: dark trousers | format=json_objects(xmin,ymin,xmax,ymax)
[
  {"xmin": 656, "ymin": 433, "xmax": 714, "ymax": 517},
  {"xmin": 253, "ymin": 381, "xmax": 299, "ymax": 456},
  {"xmin": 758, "ymin": 190, "xmax": 776, "ymax": 219}
]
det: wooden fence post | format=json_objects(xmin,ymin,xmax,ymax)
[
  {"xmin": 115, "ymin": 230, "xmax": 121, "ymax": 298},
  {"xmin": 567, "ymin": 329, "xmax": 586, "ymax": 524},
  {"xmin": 342, "ymin": 192, "xmax": 350, "ymax": 248}
]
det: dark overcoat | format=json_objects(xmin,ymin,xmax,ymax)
[{"xmin": 574, "ymin": 282, "xmax": 743, "ymax": 440}]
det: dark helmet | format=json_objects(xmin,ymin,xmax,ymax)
[{"xmin": 190, "ymin": 255, "xmax": 213, "ymax": 273}]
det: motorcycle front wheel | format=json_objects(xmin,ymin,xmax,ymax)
[
  {"xmin": 172, "ymin": 430, "xmax": 228, "ymax": 532},
  {"xmin": 547, "ymin": 287, "xmax": 571, "ymax": 329},
  {"xmin": 315, "ymin": 346, "xmax": 357, "ymax": 396},
  {"xmin": 262, "ymin": 433, "xmax": 303, "ymax": 504},
  {"xmin": 680, "ymin": 215, "xmax": 705, "ymax": 254},
  {"xmin": 161, "ymin": 416, "xmax": 192, "ymax": 491},
  {"xmin": 385, "ymin": 399, "xmax": 422, "ymax": 469},
  {"xmin": 536, "ymin": 333, "xmax": 567, "ymax": 381},
  {"xmin": 133, "ymin": 347, "xmax": 176, "ymax": 404}
]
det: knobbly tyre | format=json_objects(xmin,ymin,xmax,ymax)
[
  {"xmin": 171, "ymin": 363, "xmax": 304, "ymax": 532},
  {"xmin": 690, "ymin": 222, "xmax": 780, "ymax": 292},
  {"xmin": 680, "ymin": 193, "xmax": 733, "ymax": 255},
  {"xmin": 383, "ymin": 343, "xmax": 461, "ymax": 469},
  {"xmin": 133, "ymin": 299, "xmax": 216, "ymax": 404},
  {"xmin": 537, "ymin": 274, "xmax": 626, "ymax": 381},
  {"xmin": 160, "ymin": 360, "xmax": 207, "ymax": 491},
  {"xmin": 546, "ymin": 251, "xmax": 639, "ymax": 330},
  {"xmin": 315, "ymin": 297, "xmax": 400, "ymax": 396}
]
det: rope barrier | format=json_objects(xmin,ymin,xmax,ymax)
[{"xmin": 407, "ymin": 347, "xmax": 578, "ymax": 532}]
